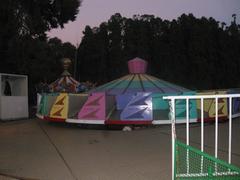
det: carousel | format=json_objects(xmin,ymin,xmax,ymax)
[{"xmin": 36, "ymin": 57, "xmax": 240, "ymax": 125}]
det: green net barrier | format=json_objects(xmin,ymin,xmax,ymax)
[{"xmin": 175, "ymin": 140, "xmax": 240, "ymax": 180}]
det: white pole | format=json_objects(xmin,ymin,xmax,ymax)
[
  {"xmin": 186, "ymin": 98, "xmax": 189, "ymax": 145},
  {"xmin": 228, "ymin": 97, "xmax": 232, "ymax": 164},
  {"xmin": 186, "ymin": 98, "xmax": 190, "ymax": 174},
  {"xmin": 200, "ymin": 98, "xmax": 204, "ymax": 173},
  {"xmin": 171, "ymin": 99, "xmax": 176, "ymax": 180},
  {"xmin": 215, "ymin": 97, "xmax": 219, "ymax": 173},
  {"xmin": 201, "ymin": 98, "xmax": 204, "ymax": 152},
  {"xmin": 215, "ymin": 97, "xmax": 218, "ymax": 159}
]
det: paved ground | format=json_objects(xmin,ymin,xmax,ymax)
[{"xmin": 0, "ymin": 119, "xmax": 240, "ymax": 180}]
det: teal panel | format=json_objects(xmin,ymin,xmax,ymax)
[
  {"xmin": 153, "ymin": 109, "xmax": 169, "ymax": 120},
  {"xmin": 175, "ymin": 91, "xmax": 197, "ymax": 119},
  {"xmin": 114, "ymin": 81, "xmax": 131, "ymax": 88},
  {"xmin": 38, "ymin": 93, "xmax": 59, "ymax": 115},
  {"xmin": 152, "ymin": 91, "xmax": 197, "ymax": 120},
  {"xmin": 142, "ymin": 81, "xmax": 156, "ymax": 88},
  {"xmin": 128, "ymin": 81, "xmax": 142, "ymax": 88},
  {"xmin": 152, "ymin": 93, "xmax": 179, "ymax": 110},
  {"xmin": 38, "ymin": 95, "xmax": 46, "ymax": 115}
]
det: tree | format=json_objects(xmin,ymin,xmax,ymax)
[
  {"xmin": 0, "ymin": 0, "xmax": 81, "ymax": 104},
  {"xmin": 1, "ymin": 0, "xmax": 81, "ymax": 38},
  {"xmin": 0, "ymin": 0, "xmax": 81, "ymax": 71},
  {"xmin": 107, "ymin": 13, "xmax": 125, "ymax": 79},
  {"xmin": 77, "ymin": 13, "xmax": 240, "ymax": 90}
]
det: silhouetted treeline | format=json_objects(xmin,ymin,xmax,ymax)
[
  {"xmin": 1, "ymin": 2, "xmax": 240, "ymax": 106},
  {"xmin": 77, "ymin": 13, "xmax": 240, "ymax": 90},
  {"xmin": 0, "ymin": 0, "xmax": 81, "ymax": 105}
]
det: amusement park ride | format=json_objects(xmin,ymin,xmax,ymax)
[{"xmin": 36, "ymin": 57, "xmax": 240, "ymax": 125}]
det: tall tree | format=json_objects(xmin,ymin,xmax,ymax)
[
  {"xmin": 77, "ymin": 13, "xmax": 240, "ymax": 90},
  {"xmin": 0, "ymin": 0, "xmax": 81, "ymax": 72},
  {"xmin": 0, "ymin": 0, "xmax": 81, "ymax": 105},
  {"xmin": 107, "ymin": 13, "xmax": 124, "ymax": 79}
]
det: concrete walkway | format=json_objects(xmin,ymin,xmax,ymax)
[{"xmin": 0, "ymin": 119, "xmax": 239, "ymax": 180}]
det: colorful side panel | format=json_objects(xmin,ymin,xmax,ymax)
[
  {"xmin": 105, "ymin": 95, "xmax": 116, "ymax": 119},
  {"xmin": 120, "ymin": 93, "xmax": 152, "ymax": 121},
  {"xmin": 78, "ymin": 93, "xmax": 106, "ymax": 120},
  {"xmin": 175, "ymin": 91, "xmax": 197, "ymax": 120},
  {"xmin": 37, "ymin": 93, "xmax": 46, "ymax": 116},
  {"xmin": 68, "ymin": 94, "xmax": 88, "ymax": 118},
  {"xmin": 49, "ymin": 93, "xmax": 69, "ymax": 119},
  {"xmin": 116, "ymin": 94, "xmax": 135, "ymax": 110},
  {"xmin": 152, "ymin": 93, "xmax": 174, "ymax": 121},
  {"xmin": 196, "ymin": 90, "xmax": 228, "ymax": 121},
  {"xmin": 152, "ymin": 91, "xmax": 197, "ymax": 123},
  {"xmin": 37, "ymin": 93, "xmax": 58, "ymax": 118},
  {"xmin": 227, "ymin": 89, "xmax": 240, "ymax": 117}
]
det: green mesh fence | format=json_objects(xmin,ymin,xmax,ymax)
[{"xmin": 175, "ymin": 140, "xmax": 240, "ymax": 180}]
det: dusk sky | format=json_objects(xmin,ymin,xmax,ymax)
[{"xmin": 48, "ymin": 0, "xmax": 240, "ymax": 45}]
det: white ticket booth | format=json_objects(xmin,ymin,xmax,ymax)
[{"xmin": 0, "ymin": 73, "xmax": 29, "ymax": 120}]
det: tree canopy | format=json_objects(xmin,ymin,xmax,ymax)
[
  {"xmin": 0, "ymin": 0, "xmax": 80, "ymax": 38},
  {"xmin": 77, "ymin": 13, "xmax": 240, "ymax": 90},
  {"xmin": 0, "ymin": 0, "xmax": 81, "ymax": 104}
]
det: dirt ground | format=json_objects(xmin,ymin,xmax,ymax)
[{"xmin": 0, "ymin": 119, "xmax": 240, "ymax": 180}]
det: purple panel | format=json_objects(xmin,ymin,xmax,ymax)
[
  {"xmin": 121, "ymin": 93, "xmax": 152, "ymax": 120},
  {"xmin": 228, "ymin": 89, "xmax": 240, "ymax": 114},
  {"xmin": 128, "ymin": 93, "xmax": 151, "ymax": 106},
  {"xmin": 121, "ymin": 107, "xmax": 152, "ymax": 120},
  {"xmin": 233, "ymin": 98, "xmax": 240, "ymax": 114},
  {"xmin": 116, "ymin": 94, "xmax": 136, "ymax": 110}
]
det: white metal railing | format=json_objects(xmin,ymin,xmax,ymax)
[{"xmin": 163, "ymin": 94, "xmax": 240, "ymax": 180}]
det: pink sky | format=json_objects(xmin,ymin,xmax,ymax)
[{"xmin": 48, "ymin": 0, "xmax": 240, "ymax": 45}]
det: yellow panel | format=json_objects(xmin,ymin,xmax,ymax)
[
  {"xmin": 196, "ymin": 90, "xmax": 228, "ymax": 118},
  {"xmin": 50, "ymin": 93, "xmax": 69, "ymax": 119}
]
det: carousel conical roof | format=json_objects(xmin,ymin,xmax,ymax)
[
  {"xmin": 91, "ymin": 57, "xmax": 190, "ymax": 95},
  {"xmin": 49, "ymin": 58, "xmax": 80, "ymax": 93}
]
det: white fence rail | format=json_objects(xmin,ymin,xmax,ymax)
[{"xmin": 163, "ymin": 94, "xmax": 240, "ymax": 180}]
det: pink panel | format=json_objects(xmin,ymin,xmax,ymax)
[
  {"xmin": 128, "ymin": 57, "xmax": 147, "ymax": 74},
  {"xmin": 78, "ymin": 93, "xmax": 105, "ymax": 120}
]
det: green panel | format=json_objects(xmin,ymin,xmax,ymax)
[
  {"xmin": 175, "ymin": 140, "xmax": 240, "ymax": 180},
  {"xmin": 38, "ymin": 94, "xmax": 46, "ymax": 115},
  {"xmin": 153, "ymin": 109, "xmax": 169, "ymax": 120},
  {"xmin": 152, "ymin": 93, "xmax": 175, "ymax": 110},
  {"xmin": 142, "ymin": 81, "xmax": 157, "ymax": 88},
  {"xmin": 175, "ymin": 92, "xmax": 197, "ymax": 119},
  {"xmin": 128, "ymin": 81, "xmax": 142, "ymax": 88},
  {"xmin": 38, "ymin": 93, "xmax": 59, "ymax": 115},
  {"xmin": 152, "ymin": 92, "xmax": 197, "ymax": 119},
  {"xmin": 114, "ymin": 81, "xmax": 131, "ymax": 88}
]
